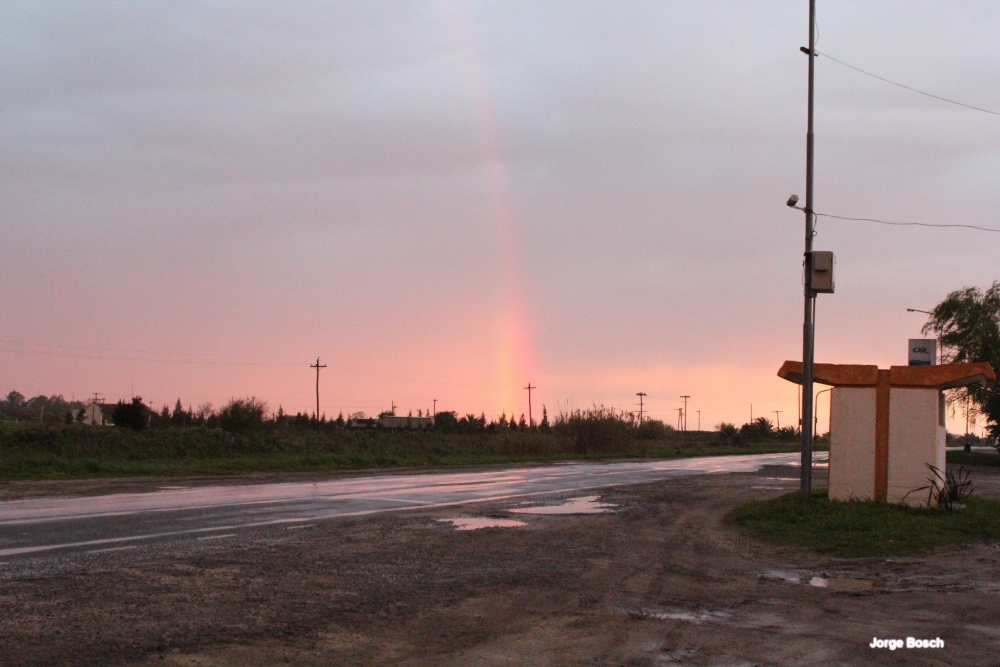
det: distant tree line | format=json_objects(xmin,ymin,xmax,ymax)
[
  {"xmin": 715, "ymin": 417, "xmax": 800, "ymax": 445},
  {"xmin": 0, "ymin": 391, "xmax": 84, "ymax": 424},
  {"xmin": 3, "ymin": 392, "xmax": 688, "ymax": 446}
]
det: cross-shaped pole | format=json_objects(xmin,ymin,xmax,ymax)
[{"xmin": 310, "ymin": 358, "xmax": 327, "ymax": 424}]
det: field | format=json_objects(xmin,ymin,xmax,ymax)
[{"xmin": 0, "ymin": 422, "xmax": 802, "ymax": 481}]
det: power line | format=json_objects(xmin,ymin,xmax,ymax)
[
  {"xmin": 0, "ymin": 346, "xmax": 304, "ymax": 367},
  {"xmin": 817, "ymin": 50, "xmax": 1000, "ymax": 117},
  {"xmin": 815, "ymin": 212, "xmax": 1000, "ymax": 234}
]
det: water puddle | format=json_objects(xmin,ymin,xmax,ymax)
[
  {"xmin": 437, "ymin": 518, "xmax": 526, "ymax": 531},
  {"xmin": 624, "ymin": 606, "xmax": 732, "ymax": 624},
  {"xmin": 762, "ymin": 569, "xmax": 884, "ymax": 590},
  {"xmin": 510, "ymin": 495, "xmax": 616, "ymax": 515}
]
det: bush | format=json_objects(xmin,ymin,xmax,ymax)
[
  {"xmin": 552, "ymin": 406, "xmax": 636, "ymax": 452},
  {"xmin": 217, "ymin": 398, "xmax": 268, "ymax": 433},
  {"xmin": 638, "ymin": 419, "xmax": 669, "ymax": 439},
  {"xmin": 112, "ymin": 398, "xmax": 150, "ymax": 430},
  {"xmin": 716, "ymin": 423, "xmax": 740, "ymax": 444}
]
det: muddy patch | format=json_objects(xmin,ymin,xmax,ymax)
[
  {"xmin": 509, "ymin": 495, "xmax": 616, "ymax": 515},
  {"xmin": 437, "ymin": 518, "xmax": 527, "ymax": 531}
]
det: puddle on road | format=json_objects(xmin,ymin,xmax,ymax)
[
  {"xmin": 437, "ymin": 518, "xmax": 527, "ymax": 531},
  {"xmin": 510, "ymin": 495, "xmax": 616, "ymax": 515},
  {"xmin": 762, "ymin": 569, "xmax": 884, "ymax": 590},
  {"xmin": 624, "ymin": 606, "xmax": 732, "ymax": 623}
]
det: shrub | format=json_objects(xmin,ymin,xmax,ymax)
[
  {"xmin": 217, "ymin": 398, "xmax": 268, "ymax": 433},
  {"xmin": 112, "ymin": 398, "xmax": 150, "ymax": 430}
]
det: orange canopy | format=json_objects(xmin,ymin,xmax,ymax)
[{"xmin": 777, "ymin": 360, "xmax": 995, "ymax": 389}]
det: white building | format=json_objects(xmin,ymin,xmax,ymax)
[{"xmin": 778, "ymin": 361, "xmax": 995, "ymax": 505}]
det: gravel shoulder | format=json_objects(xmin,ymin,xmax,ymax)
[{"xmin": 3, "ymin": 465, "xmax": 1000, "ymax": 666}]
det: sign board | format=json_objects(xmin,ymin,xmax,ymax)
[{"xmin": 908, "ymin": 339, "xmax": 937, "ymax": 366}]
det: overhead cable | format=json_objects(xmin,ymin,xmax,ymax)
[
  {"xmin": 817, "ymin": 50, "xmax": 1000, "ymax": 117},
  {"xmin": 816, "ymin": 212, "xmax": 1000, "ymax": 234}
]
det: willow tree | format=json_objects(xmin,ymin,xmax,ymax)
[{"xmin": 922, "ymin": 282, "xmax": 1000, "ymax": 439}]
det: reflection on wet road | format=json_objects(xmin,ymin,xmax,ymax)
[{"xmin": 0, "ymin": 453, "xmax": 825, "ymax": 563}]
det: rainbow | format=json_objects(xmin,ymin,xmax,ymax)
[{"xmin": 447, "ymin": 2, "xmax": 536, "ymax": 414}]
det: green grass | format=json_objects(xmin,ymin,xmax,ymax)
[
  {"xmin": 0, "ymin": 423, "xmax": 801, "ymax": 482},
  {"xmin": 947, "ymin": 450, "xmax": 1000, "ymax": 467},
  {"xmin": 729, "ymin": 491, "xmax": 1000, "ymax": 557}
]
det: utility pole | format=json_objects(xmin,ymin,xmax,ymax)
[
  {"xmin": 310, "ymin": 358, "xmax": 326, "ymax": 423},
  {"xmin": 524, "ymin": 383, "xmax": 536, "ymax": 427},
  {"xmin": 677, "ymin": 408, "xmax": 683, "ymax": 430},
  {"xmin": 433, "ymin": 398, "xmax": 437, "ymax": 420},
  {"xmin": 774, "ymin": 410, "xmax": 782, "ymax": 429},
  {"xmin": 697, "ymin": 410, "xmax": 701, "ymax": 432},
  {"xmin": 636, "ymin": 392, "xmax": 646, "ymax": 426},
  {"xmin": 680, "ymin": 395, "xmax": 690, "ymax": 432},
  {"xmin": 798, "ymin": 0, "xmax": 818, "ymax": 496}
]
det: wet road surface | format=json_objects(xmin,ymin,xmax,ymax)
[{"xmin": 0, "ymin": 452, "xmax": 825, "ymax": 575}]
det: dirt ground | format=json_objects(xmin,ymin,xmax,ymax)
[{"xmin": 3, "ymin": 465, "xmax": 1000, "ymax": 666}]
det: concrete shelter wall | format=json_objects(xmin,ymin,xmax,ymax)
[
  {"xmin": 887, "ymin": 388, "xmax": 944, "ymax": 505},
  {"xmin": 829, "ymin": 387, "xmax": 877, "ymax": 501}
]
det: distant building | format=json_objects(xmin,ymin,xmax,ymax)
[
  {"xmin": 346, "ymin": 417, "xmax": 380, "ymax": 429},
  {"xmin": 82, "ymin": 400, "xmax": 115, "ymax": 426},
  {"xmin": 379, "ymin": 415, "xmax": 432, "ymax": 430},
  {"xmin": 345, "ymin": 414, "xmax": 432, "ymax": 429}
]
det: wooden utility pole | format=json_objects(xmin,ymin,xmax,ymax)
[
  {"xmin": 680, "ymin": 395, "xmax": 690, "ymax": 432},
  {"xmin": 310, "ymin": 358, "xmax": 326, "ymax": 423},
  {"xmin": 524, "ymin": 383, "xmax": 536, "ymax": 427},
  {"xmin": 774, "ymin": 410, "xmax": 782, "ymax": 429},
  {"xmin": 677, "ymin": 408, "xmax": 683, "ymax": 430},
  {"xmin": 697, "ymin": 410, "xmax": 701, "ymax": 432},
  {"xmin": 636, "ymin": 392, "xmax": 646, "ymax": 426}
]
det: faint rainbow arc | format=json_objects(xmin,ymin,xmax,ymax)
[{"xmin": 447, "ymin": 3, "xmax": 536, "ymax": 416}]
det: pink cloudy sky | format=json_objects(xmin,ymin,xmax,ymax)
[{"xmin": 2, "ymin": 1, "xmax": 999, "ymax": 432}]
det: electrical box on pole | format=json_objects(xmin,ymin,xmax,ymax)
[{"xmin": 810, "ymin": 251, "xmax": 835, "ymax": 293}]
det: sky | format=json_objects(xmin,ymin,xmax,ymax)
[{"xmin": 2, "ymin": 1, "xmax": 999, "ymax": 433}]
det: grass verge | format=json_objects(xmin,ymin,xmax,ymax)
[
  {"xmin": 728, "ymin": 491, "xmax": 1000, "ymax": 557},
  {"xmin": 0, "ymin": 423, "xmax": 801, "ymax": 482}
]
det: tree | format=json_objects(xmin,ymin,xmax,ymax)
[
  {"xmin": 112, "ymin": 397, "xmax": 150, "ymax": 430},
  {"xmin": 171, "ymin": 399, "xmax": 187, "ymax": 426},
  {"xmin": 540, "ymin": 406, "xmax": 550, "ymax": 431},
  {"xmin": 218, "ymin": 398, "xmax": 268, "ymax": 433},
  {"xmin": 434, "ymin": 411, "xmax": 458, "ymax": 432},
  {"xmin": 923, "ymin": 282, "xmax": 1000, "ymax": 438}
]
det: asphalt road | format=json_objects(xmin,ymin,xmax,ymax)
[{"xmin": 0, "ymin": 452, "xmax": 824, "ymax": 577}]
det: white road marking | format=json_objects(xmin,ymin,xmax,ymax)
[{"xmin": 86, "ymin": 545, "xmax": 139, "ymax": 554}]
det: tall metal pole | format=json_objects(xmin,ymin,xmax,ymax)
[{"xmin": 800, "ymin": 0, "xmax": 818, "ymax": 496}]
